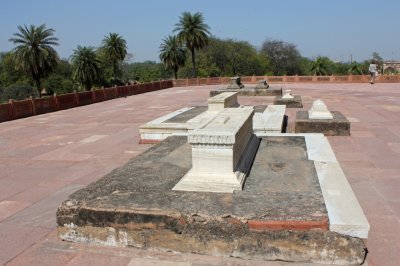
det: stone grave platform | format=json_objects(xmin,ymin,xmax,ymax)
[
  {"xmin": 295, "ymin": 111, "xmax": 350, "ymax": 136},
  {"xmin": 139, "ymin": 106, "xmax": 286, "ymax": 143},
  {"xmin": 210, "ymin": 86, "xmax": 282, "ymax": 97},
  {"xmin": 57, "ymin": 134, "xmax": 368, "ymax": 264},
  {"xmin": 139, "ymin": 92, "xmax": 286, "ymax": 143},
  {"xmin": 273, "ymin": 95, "xmax": 303, "ymax": 108}
]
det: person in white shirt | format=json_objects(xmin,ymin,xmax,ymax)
[{"xmin": 368, "ymin": 60, "xmax": 378, "ymax": 84}]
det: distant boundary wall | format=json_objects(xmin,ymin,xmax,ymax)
[
  {"xmin": 173, "ymin": 74, "xmax": 400, "ymax": 87},
  {"xmin": 0, "ymin": 80, "xmax": 173, "ymax": 123}
]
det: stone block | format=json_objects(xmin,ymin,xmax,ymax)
[
  {"xmin": 207, "ymin": 92, "xmax": 239, "ymax": 111},
  {"xmin": 273, "ymin": 95, "xmax": 303, "ymax": 108},
  {"xmin": 295, "ymin": 111, "xmax": 350, "ymax": 136},
  {"xmin": 226, "ymin": 77, "xmax": 244, "ymax": 89},
  {"xmin": 173, "ymin": 108, "xmax": 257, "ymax": 193},
  {"xmin": 253, "ymin": 105, "xmax": 286, "ymax": 134}
]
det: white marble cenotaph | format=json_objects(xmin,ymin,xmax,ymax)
[
  {"xmin": 308, "ymin": 99, "xmax": 333, "ymax": 119},
  {"xmin": 173, "ymin": 107, "xmax": 259, "ymax": 193}
]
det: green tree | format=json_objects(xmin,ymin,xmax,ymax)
[
  {"xmin": 174, "ymin": 11, "xmax": 210, "ymax": 78},
  {"xmin": 0, "ymin": 52, "xmax": 28, "ymax": 87},
  {"xmin": 261, "ymin": 39, "xmax": 302, "ymax": 75},
  {"xmin": 44, "ymin": 59, "xmax": 74, "ymax": 94},
  {"xmin": 177, "ymin": 37, "xmax": 265, "ymax": 77},
  {"xmin": 348, "ymin": 62, "xmax": 363, "ymax": 75},
  {"xmin": 310, "ymin": 57, "xmax": 328, "ymax": 76},
  {"xmin": 121, "ymin": 61, "xmax": 169, "ymax": 83},
  {"xmin": 100, "ymin": 33, "xmax": 127, "ymax": 85},
  {"xmin": 71, "ymin": 46, "xmax": 102, "ymax": 91},
  {"xmin": 159, "ymin": 35, "xmax": 186, "ymax": 79},
  {"xmin": 0, "ymin": 83, "xmax": 36, "ymax": 102},
  {"xmin": 43, "ymin": 74, "xmax": 74, "ymax": 95},
  {"xmin": 9, "ymin": 24, "xmax": 59, "ymax": 98}
]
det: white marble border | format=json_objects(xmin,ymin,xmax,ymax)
[{"xmin": 257, "ymin": 132, "xmax": 370, "ymax": 239}]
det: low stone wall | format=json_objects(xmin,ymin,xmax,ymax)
[
  {"xmin": 173, "ymin": 74, "xmax": 400, "ymax": 87},
  {"xmin": 0, "ymin": 80, "xmax": 174, "ymax": 123}
]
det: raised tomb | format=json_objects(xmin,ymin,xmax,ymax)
[
  {"xmin": 139, "ymin": 92, "xmax": 286, "ymax": 143},
  {"xmin": 273, "ymin": 89, "xmax": 303, "ymax": 108},
  {"xmin": 57, "ymin": 92, "xmax": 367, "ymax": 264},
  {"xmin": 295, "ymin": 99, "xmax": 350, "ymax": 136},
  {"xmin": 210, "ymin": 77, "xmax": 282, "ymax": 97},
  {"xmin": 173, "ymin": 108, "xmax": 259, "ymax": 193}
]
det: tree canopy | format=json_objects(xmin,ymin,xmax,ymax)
[
  {"xmin": 9, "ymin": 24, "xmax": 59, "ymax": 97},
  {"xmin": 174, "ymin": 12, "xmax": 210, "ymax": 78},
  {"xmin": 100, "ymin": 33, "xmax": 127, "ymax": 85},
  {"xmin": 260, "ymin": 40, "xmax": 303, "ymax": 75},
  {"xmin": 159, "ymin": 35, "xmax": 186, "ymax": 80},
  {"xmin": 71, "ymin": 46, "xmax": 102, "ymax": 91}
]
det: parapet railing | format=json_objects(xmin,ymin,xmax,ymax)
[
  {"xmin": 0, "ymin": 80, "xmax": 173, "ymax": 123},
  {"xmin": 172, "ymin": 74, "xmax": 400, "ymax": 87}
]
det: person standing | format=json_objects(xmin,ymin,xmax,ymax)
[{"xmin": 368, "ymin": 60, "xmax": 378, "ymax": 84}]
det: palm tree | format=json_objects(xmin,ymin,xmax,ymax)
[
  {"xmin": 159, "ymin": 35, "xmax": 186, "ymax": 80},
  {"xmin": 174, "ymin": 12, "xmax": 210, "ymax": 78},
  {"xmin": 71, "ymin": 46, "xmax": 102, "ymax": 91},
  {"xmin": 310, "ymin": 57, "xmax": 327, "ymax": 76},
  {"xmin": 9, "ymin": 24, "xmax": 59, "ymax": 98},
  {"xmin": 348, "ymin": 62, "xmax": 363, "ymax": 75},
  {"xmin": 100, "ymin": 33, "xmax": 127, "ymax": 84}
]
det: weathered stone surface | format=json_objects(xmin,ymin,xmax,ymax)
[
  {"xmin": 273, "ymin": 95, "xmax": 303, "ymax": 108},
  {"xmin": 210, "ymin": 87, "xmax": 282, "ymax": 97},
  {"xmin": 164, "ymin": 106, "xmax": 207, "ymax": 123},
  {"xmin": 57, "ymin": 136, "xmax": 366, "ymax": 264},
  {"xmin": 295, "ymin": 111, "xmax": 350, "ymax": 136}
]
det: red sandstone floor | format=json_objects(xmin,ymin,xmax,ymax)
[{"xmin": 0, "ymin": 83, "xmax": 399, "ymax": 265}]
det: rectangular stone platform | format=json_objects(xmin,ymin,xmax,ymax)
[
  {"xmin": 57, "ymin": 135, "xmax": 368, "ymax": 264},
  {"xmin": 295, "ymin": 111, "xmax": 350, "ymax": 136},
  {"xmin": 210, "ymin": 86, "xmax": 282, "ymax": 97},
  {"xmin": 273, "ymin": 95, "xmax": 303, "ymax": 108},
  {"xmin": 140, "ymin": 105, "xmax": 285, "ymax": 143}
]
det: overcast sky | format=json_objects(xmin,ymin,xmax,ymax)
[{"xmin": 1, "ymin": 0, "xmax": 399, "ymax": 62}]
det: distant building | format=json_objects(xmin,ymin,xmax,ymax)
[{"xmin": 383, "ymin": 61, "xmax": 400, "ymax": 74}]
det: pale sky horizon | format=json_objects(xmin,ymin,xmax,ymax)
[{"xmin": 1, "ymin": 0, "xmax": 399, "ymax": 63}]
